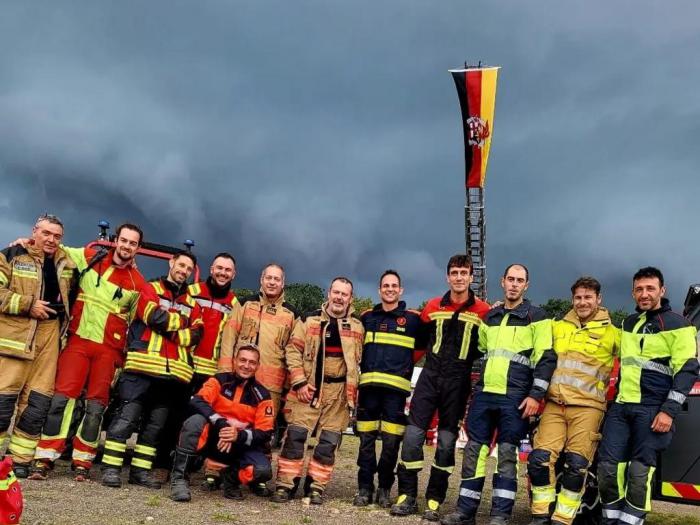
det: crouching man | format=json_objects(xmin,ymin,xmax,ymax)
[{"xmin": 170, "ymin": 345, "xmax": 274, "ymax": 502}]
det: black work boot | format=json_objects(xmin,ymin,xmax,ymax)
[
  {"xmin": 170, "ymin": 449, "xmax": 194, "ymax": 502},
  {"xmin": 222, "ymin": 468, "xmax": 244, "ymax": 501},
  {"xmin": 252, "ymin": 482, "xmax": 271, "ymax": 497},
  {"xmin": 12, "ymin": 463, "xmax": 30, "ymax": 479},
  {"xmin": 101, "ymin": 467, "xmax": 123, "ymax": 488},
  {"xmin": 128, "ymin": 467, "xmax": 162, "ymax": 489},
  {"xmin": 308, "ymin": 489, "xmax": 323, "ymax": 505},
  {"xmin": 352, "ymin": 487, "xmax": 373, "ymax": 507},
  {"xmin": 528, "ymin": 516, "xmax": 551, "ymax": 525},
  {"xmin": 441, "ymin": 512, "xmax": 476, "ymax": 525},
  {"xmin": 390, "ymin": 494, "xmax": 418, "ymax": 516},
  {"xmin": 423, "ymin": 499, "xmax": 441, "ymax": 522},
  {"xmin": 376, "ymin": 487, "xmax": 392, "ymax": 508},
  {"xmin": 270, "ymin": 487, "xmax": 291, "ymax": 503}
]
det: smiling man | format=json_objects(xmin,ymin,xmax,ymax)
[
  {"xmin": 527, "ymin": 277, "xmax": 619, "ymax": 525},
  {"xmin": 30, "ymin": 223, "xmax": 149, "ymax": 481},
  {"xmin": 271, "ymin": 276, "xmax": 364, "ymax": 505},
  {"xmin": 392, "ymin": 255, "xmax": 490, "ymax": 521},
  {"xmin": 0, "ymin": 214, "xmax": 76, "ymax": 477},
  {"xmin": 101, "ymin": 251, "xmax": 204, "ymax": 489},
  {"xmin": 353, "ymin": 270, "xmax": 426, "ymax": 508},
  {"xmin": 169, "ymin": 345, "xmax": 275, "ymax": 503},
  {"xmin": 597, "ymin": 267, "xmax": 698, "ymax": 525},
  {"xmin": 443, "ymin": 263, "xmax": 556, "ymax": 525}
]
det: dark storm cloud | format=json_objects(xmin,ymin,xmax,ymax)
[{"xmin": 1, "ymin": 1, "xmax": 699, "ymax": 311}]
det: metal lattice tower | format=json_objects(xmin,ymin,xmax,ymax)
[{"xmin": 466, "ymin": 187, "xmax": 487, "ymax": 300}]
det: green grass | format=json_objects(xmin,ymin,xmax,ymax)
[
  {"xmin": 211, "ymin": 511, "xmax": 238, "ymax": 522},
  {"xmin": 145, "ymin": 495, "xmax": 161, "ymax": 507}
]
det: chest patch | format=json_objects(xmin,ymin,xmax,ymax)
[{"xmin": 14, "ymin": 262, "xmax": 36, "ymax": 272}]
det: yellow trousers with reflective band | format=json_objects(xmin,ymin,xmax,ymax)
[{"xmin": 530, "ymin": 402, "xmax": 604, "ymax": 525}]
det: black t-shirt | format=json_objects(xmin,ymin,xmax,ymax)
[{"xmin": 42, "ymin": 256, "xmax": 61, "ymax": 319}]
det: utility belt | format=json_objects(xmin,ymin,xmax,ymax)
[{"xmin": 323, "ymin": 376, "xmax": 346, "ymax": 384}]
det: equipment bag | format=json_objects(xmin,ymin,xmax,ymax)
[{"xmin": 0, "ymin": 457, "xmax": 23, "ymax": 525}]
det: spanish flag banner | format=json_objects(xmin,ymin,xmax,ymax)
[{"xmin": 450, "ymin": 67, "xmax": 500, "ymax": 188}]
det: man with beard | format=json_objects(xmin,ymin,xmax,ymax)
[
  {"xmin": 527, "ymin": 277, "xmax": 619, "ymax": 525},
  {"xmin": 353, "ymin": 270, "xmax": 425, "ymax": 508},
  {"xmin": 597, "ymin": 267, "xmax": 698, "ymax": 525},
  {"xmin": 271, "ymin": 277, "xmax": 364, "ymax": 505},
  {"xmin": 392, "ymin": 255, "xmax": 490, "ymax": 521},
  {"xmin": 442, "ymin": 264, "xmax": 556, "ymax": 525},
  {"xmin": 30, "ymin": 223, "xmax": 149, "ymax": 481},
  {"xmin": 101, "ymin": 251, "xmax": 204, "ymax": 489},
  {"xmin": 152, "ymin": 253, "xmax": 239, "ymax": 479},
  {"xmin": 0, "ymin": 214, "xmax": 76, "ymax": 477}
]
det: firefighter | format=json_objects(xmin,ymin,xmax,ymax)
[
  {"xmin": 527, "ymin": 277, "xmax": 620, "ymax": 525},
  {"xmin": 29, "ymin": 223, "xmax": 148, "ymax": 481},
  {"xmin": 271, "ymin": 277, "xmax": 363, "ymax": 505},
  {"xmin": 170, "ymin": 345, "xmax": 274, "ymax": 502},
  {"xmin": 353, "ymin": 270, "xmax": 425, "ymax": 508},
  {"xmin": 218, "ymin": 263, "xmax": 300, "ymax": 494},
  {"xmin": 101, "ymin": 251, "xmax": 203, "ymax": 489},
  {"xmin": 442, "ymin": 263, "xmax": 556, "ymax": 525},
  {"xmin": 392, "ymin": 255, "xmax": 490, "ymax": 521},
  {"xmin": 153, "ymin": 252, "xmax": 239, "ymax": 479},
  {"xmin": 597, "ymin": 267, "xmax": 698, "ymax": 525},
  {"xmin": 0, "ymin": 214, "xmax": 76, "ymax": 477}
]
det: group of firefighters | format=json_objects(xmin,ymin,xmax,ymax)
[{"xmin": 0, "ymin": 213, "xmax": 698, "ymax": 525}]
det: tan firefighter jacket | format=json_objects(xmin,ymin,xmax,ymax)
[
  {"xmin": 548, "ymin": 307, "xmax": 620, "ymax": 410},
  {"xmin": 219, "ymin": 290, "xmax": 300, "ymax": 394},
  {"xmin": 286, "ymin": 303, "xmax": 364, "ymax": 408},
  {"xmin": 0, "ymin": 245, "xmax": 76, "ymax": 359}
]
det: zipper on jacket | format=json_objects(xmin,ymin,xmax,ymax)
[{"xmin": 26, "ymin": 253, "xmax": 45, "ymax": 352}]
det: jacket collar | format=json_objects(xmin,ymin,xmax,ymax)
[
  {"xmin": 491, "ymin": 298, "xmax": 532, "ymax": 319},
  {"xmin": 206, "ymin": 276, "xmax": 231, "ymax": 299},
  {"xmin": 372, "ymin": 300, "xmax": 406, "ymax": 315},
  {"xmin": 258, "ymin": 289, "xmax": 285, "ymax": 307},
  {"xmin": 439, "ymin": 291, "xmax": 475, "ymax": 309},
  {"xmin": 321, "ymin": 301, "xmax": 355, "ymax": 322},
  {"xmin": 160, "ymin": 276, "xmax": 187, "ymax": 297}
]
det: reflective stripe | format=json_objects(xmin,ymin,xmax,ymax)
[
  {"xmin": 619, "ymin": 512, "xmax": 644, "ymax": 525},
  {"xmin": 0, "ymin": 338, "xmax": 26, "ymax": 351},
  {"xmin": 134, "ymin": 443, "xmax": 157, "ymax": 456},
  {"xmin": 621, "ymin": 357, "xmax": 673, "ymax": 376},
  {"xmin": 558, "ymin": 358, "xmax": 608, "ymax": 382},
  {"xmin": 8, "ymin": 434, "xmax": 36, "ymax": 455},
  {"xmin": 459, "ymin": 488, "xmax": 481, "ymax": 500},
  {"xmin": 243, "ymin": 429, "xmax": 253, "ymax": 446},
  {"xmin": 401, "ymin": 460, "xmax": 423, "ymax": 470},
  {"xmin": 72, "ymin": 449, "xmax": 96, "ymax": 462},
  {"xmin": 533, "ymin": 378, "xmax": 550, "ymax": 390},
  {"xmin": 12, "ymin": 269, "xmax": 38, "ymax": 279},
  {"xmin": 555, "ymin": 488, "xmax": 583, "ymax": 519},
  {"xmin": 493, "ymin": 488, "xmax": 516, "ymax": 500},
  {"xmin": 76, "ymin": 292, "xmax": 129, "ymax": 316},
  {"xmin": 603, "ymin": 509, "xmax": 621, "ymax": 519},
  {"xmin": 431, "ymin": 463, "xmax": 454, "ymax": 474},
  {"xmin": 104, "ymin": 441, "xmax": 127, "ymax": 452},
  {"xmin": 667, "ymin": 391, "xmax": 686, "ymax": 404},
  {"xmin": 159, "ymin": 298, "xmax": 174, "ymax": 309},
  {"xmin": 459, "ymin": 319, "xmax": 474, "ymax": 360},
  {"xmin": 364, "ymin": 331, "xmax": 415, "ymax": 349},
  {"xmin": 359, "ymin": 371, "xmax": 411, "ymax": 392},
  {"xmin": 131, "ymin": 457, "xmax": 152, "ymax": 469},
  {"xmin": 34, "ymin": 447, "xmax": 62, "ymax": 462},
  {"xmin": 550, "ymin": 375, "xmax": 605, "ymax": 397},
  {"xmin": 356, "ymin": 420, "xmax": 380, "ymax": 433},
  {"xmin": 531, "ymin": 485, "xmax": 556, "ymax": 502},
  {"xmin": 9, "ymin": 294, "xmax": 21, "ymax": 314},
  {"xmin": 102, "ymin": 454, "xmax": 124, "ymax": 467},
  {"xmin": 432, "ymin": 319, "xmax": 445, "ymax": 353},
  {"xmin": 486, "ymin": 349, "xmax": 532, "ymax": 367},
  {"xmin": 194, "ymin": 298, "xmax": 232, "ymax": 314},
  {"xmin": 0, "ymin": 472, "xmax": 17, "ymax": 490},
  {"xmin": 381, "ymin": 420, "xmax": 406, "ymax": 436}
]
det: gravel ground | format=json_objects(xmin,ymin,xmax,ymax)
[{"xmin": 19, "ymin": 436, "xmax": 699, "ymax": 525}]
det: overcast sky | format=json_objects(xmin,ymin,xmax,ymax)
[{"xmin": 1, "ymin": 1, "xmax": 699, "ymax": 311}]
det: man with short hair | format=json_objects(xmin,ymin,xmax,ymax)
[
  {"xmin": 527, "ymin": 277, "xmax": 619, "ymax": 525},
  {"xmin": 31, "ymin": 223, "xmax": 149, "ymax": 481},
  {"xmin": 597, "ymin": 267, "xmax": 698, "ymax": 525},
  {"xmin": 271, "ymin": 277, "xmax": 364, "ymax": 505},
  {"xmin": 170, "ymin": 345, "xmax": 275, "ymax": 503},
  {"xmin": 0, "ymin": 214, "xmax": 76, "ymax": 477},
  {"xmin": 218, "ymin": 263, "xmax": 300, "ymax": 494},
  {"xmin": 353, "ymin": 270, "xmax": 425, "ymax": 508},
  {"xmin": 442, "ymin": 263, "xmax": 556, "ymax": 525},
  {"xmin": 153, "ymin": 252, "xmax": 240, "ymax": 478},
  {"xmin": 101, "ymin": 251, "xmax": 204, "ymax": 489},
  {"xmin": 392, "ymin": 255, "xmax": 490, "ymax": 521}
]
